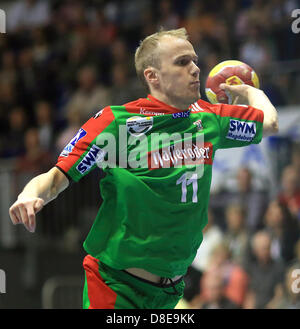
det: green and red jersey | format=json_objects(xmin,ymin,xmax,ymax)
[{"xmin": 56, "ymin": 95, "xmax": 264, "ymax": 277}]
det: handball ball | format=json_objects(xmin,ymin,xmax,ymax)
[{"xmin": 205, "ymin": 60, "xmax": 260, "ymax": 104}]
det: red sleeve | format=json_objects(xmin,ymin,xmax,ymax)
[
  {"xmin": 56, "ymin": 106, "xmax": 115, "ymax": 181},
  {"xmin": 213, "ymin": 103, "xmax": 264, "ymax": 123}
]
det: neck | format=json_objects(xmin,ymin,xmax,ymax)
[{"xmin": 150, "ymin": 90, "xmax": 189, "ymax": 111}]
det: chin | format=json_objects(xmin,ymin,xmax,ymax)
[{"xmin": 188, "ymin": 92, "xmax": 201, "ymax": 104}]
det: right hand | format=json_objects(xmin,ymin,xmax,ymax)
[{"xmin": 9, "ymin": 197, "xmax": 45, "ymax": 233}]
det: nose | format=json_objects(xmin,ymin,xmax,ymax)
[{"xmin": 191, "ymin": 62, "xmax": 200, "ymax": 77}]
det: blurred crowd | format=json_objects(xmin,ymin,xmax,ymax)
[
  {"xmin": 182, "ymin": 146, "xmax": 300, "ymax": 309},
  {"xmin": 0, "ymin": 0, "xmax": 300, "ymax": 309},
  {"xmin": 1, "ymin": 0, "xmax": 300, "ymax": 163}
]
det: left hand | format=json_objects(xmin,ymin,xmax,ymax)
[{"xmin": 220, "ymin": 83, "xmax": 251, "ymax": 105}]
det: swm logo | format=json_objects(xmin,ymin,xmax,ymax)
[
  {"xmin": 291, "ymin": 9, "xmax": 300, "ymax": 33},
  {"xmin": 0, "ymin": 9, "xmax": 6, "ymax": 33},
  {"xmin": 0, "ymin": 269, "xmax": 6, "ymax": 293}
]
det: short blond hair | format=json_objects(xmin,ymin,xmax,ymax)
[{"xmin": 134, "ymin": 27, "xmax": 189, "ymax": 88}]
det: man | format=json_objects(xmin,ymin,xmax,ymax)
[{"xmin": 9, "ymin": 28, "xmax": 278, "ymax": 309}]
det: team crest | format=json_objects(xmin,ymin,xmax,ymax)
[{"xmin": 193, "ymin": 119, "xmax": 203, "ymax": 131}]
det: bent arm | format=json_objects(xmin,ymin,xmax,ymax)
[
  {"xmin": 247, "ymin": 87, "xmax": 279, "ymax": 136},
  {"xmin": 220, "ymin": 84, "xmax": 279, "ymax": 136},
  {"xmin": 9, "ymin": 167, "xmax": 69, "ymax": 232}
]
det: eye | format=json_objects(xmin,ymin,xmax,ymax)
[{"xmin": 176, "ymin": 58, "xmax": 189, "ymax": 66}]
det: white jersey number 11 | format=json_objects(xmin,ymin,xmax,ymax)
[{"xmin": 176, "ymin": 172, "xmax": 198, "ymax": 203}]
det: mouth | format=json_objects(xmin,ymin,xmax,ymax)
[{"xmin": 190, "ymin": 81, "xmax": 200, "ymax": 89}]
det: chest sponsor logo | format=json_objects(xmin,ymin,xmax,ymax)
[
  {"xmin": 226, "ymin": 119, "xmax": 256, "ymax": 142},
  {"xmin": 126, "ymin": 116, "xmax": 153, "ymax": 137},
  {"xmin": 60, "ymin": 128, "xmax": 87, "ymax": 157},
  {"xmin": 172, "ymin": 110, "xmax": 190, "ymax": 119},
  {"xmin": 76, "ymin": 145, "xmax": 105, "ymax": 174},
  {"xmin": 148, "ymin": 142, "xmax": 213, "ymax": 169}
]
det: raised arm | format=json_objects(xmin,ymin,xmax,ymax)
[
  {"xmin": 220, "ymin": 83, "xmax": 279, "ymax": 136},
  {"xmin": 9, "ymin": 167, "xmax": 69, "ymax": 233}
]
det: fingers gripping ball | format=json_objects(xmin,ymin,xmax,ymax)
[{"xmin": 205, "ymin": 60, "xmax": 260, "ymax": 104}]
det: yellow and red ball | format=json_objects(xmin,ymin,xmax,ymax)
[{"xmin": 205, "ymin": 60, "xmax": 260, "ymax": 104}]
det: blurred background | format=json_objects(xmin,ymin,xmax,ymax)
[{"xmin": 0, "ymin": 0, "xmax": 300, "ymax": 309}]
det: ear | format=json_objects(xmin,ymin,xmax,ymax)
[{"xmin": 144, "ymin": 67, "xmax": 159, "ymax": 88}]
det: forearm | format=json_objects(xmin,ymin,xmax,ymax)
[
  {"xmin": 18, "ymin": 167, "xmax": 69, "ymax": 205},
  {"xmin": 221, "ymin": 83, "xmax": 279, "ymax": 136},
  {"xmin": 247, "ymin": 87, "xmax": 279, "ymax": 136}
]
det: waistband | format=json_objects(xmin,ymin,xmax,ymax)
[
  {"xmin": 123, "ymin": 269, "xmax": 184, "ymax": 289},
  {"xmin": 98, "ymin": 259, "xmax": 184, "ymax": 296}
]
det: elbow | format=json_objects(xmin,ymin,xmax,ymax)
[
  {"xmin": 270, "ymin": 118, "xmax": 279, "ymax": 134},
  {"xmin": 264, "ymin": 118, "xmax": 279, "ymax": 137}
]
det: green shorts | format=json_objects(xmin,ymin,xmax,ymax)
[{"xmin": 82, "ymin": 255, "xmax": 185, "ymax": 309}]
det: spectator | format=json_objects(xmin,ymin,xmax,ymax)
[
  {"xmin": 34, "ymin": 100, "xmax": 55, "ymax": 152},
  {"xmin": 239, "ymin": 24, "xmax": 273, "ymax": 73},
  {"xmin": 223, "ymin": 203, "xmax": 250, "ymax": 265},
  {"xmin": 192, "ymin": 241, "xmax": 249, "ymax": 308},
  {"xmin": 61, "ymin": 37, "xmax": 93, "ymax": 89},
  {"xmin": 197, "ymin": 271, "xmax": 239, "ymax": 309},
  {"xmin": 184, "ymin": 208, "xmax": 223, "ymax": 302},
  {"xmin": 210, "ymin": 167, "xmax": 269, "ymax": 232},
  {"xmin": 109, "ymin": 64, "xmax": 145, "ymax": 105},
  {"xmin": 0, "ymin": 50, "xmax": 18, "ymax": 86},
  {"xmin": 109, "ymin": 38, "xmax": 136, "ymax": 78},
  {"xmin": 243, "ymin": 230, "xmax": 285, "ymax": 309},
  {"xmin": 0, "ymin": 81, "xmax": 18, "ymax": 133},
  {"xmin": 264, "ymin": 200, "xmax": 299, "ymax": 264},
  {"xmin": 15, "ymin": 127, "xmax": 54, "ymax": 176},
  {"xmin": 64, "ymin": 65, "xmax": 112, "ymax": 124},
  {"xmin": 17, "ymin": 47, "xmax": 39, "ymax": 110},
  {"xmin": 1, "ymin": 107, "xmax": 28, "ymax": 158},
  {"xmin": 278, "ymin": 165, "xmax": 300, "ymax": 221}
]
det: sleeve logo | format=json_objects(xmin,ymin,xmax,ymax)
[
  {"xmin": 226, "ymin": 119, "xmax": 256, "ymax": 142},
  {"xmin": 76, "ymin": 145, "xmax": 105, "ymax": 174},
  {"xmin": 60, "ymin": 128, "xmax": 87, "ymax": 157},
  {"xmin": 93, "ymin": 108, "xmax": 104, "ymax": 119}
]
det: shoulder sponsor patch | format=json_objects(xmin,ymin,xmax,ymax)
[
  {"xmin": 60, "ymin": 128, "xmax": 87, "ymax": 157},
  {"xmin": 76, "ymin": 145, "xmax": 105, "ymax": 174},
  {"xmin": 226, "ymin": 119, "xmax": 256, "ymax": 142}
]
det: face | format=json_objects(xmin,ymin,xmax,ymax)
[
  {"xmin": 253, "ymin": 234, "xmax": 271, "ymax": 262},
  {"xmin": 264, "ymin": 201, "xmax": 283, "ymax": 228},
  {"xmin": 151, "ymin": 36, "xmax": 200, "ymax": 109}
]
